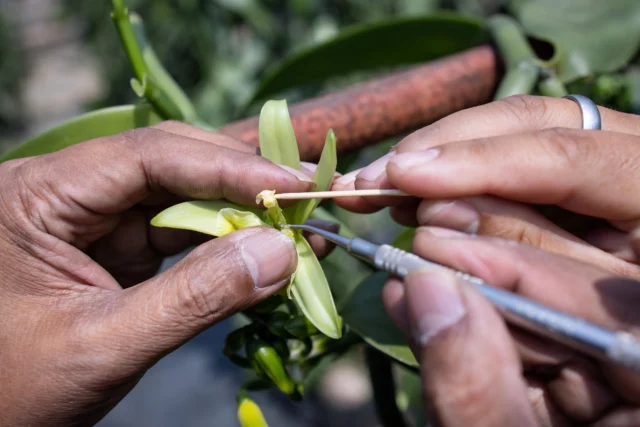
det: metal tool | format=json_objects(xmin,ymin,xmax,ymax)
[{"xmin": 286, "ymin": 223, "xmax": 640, "ymax": 373}]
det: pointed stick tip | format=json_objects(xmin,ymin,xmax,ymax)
[{"xmin": 273, "ymin": 189, "xmax": 409, "ymax": 200}]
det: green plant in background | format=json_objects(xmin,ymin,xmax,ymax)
[
  {"xmin": 0, "ymin": 7, "xmax": 26, "ymax": 145},
  {"xmin": 4, "ymin": 0, "xmax": 640, "ymax": 426}
]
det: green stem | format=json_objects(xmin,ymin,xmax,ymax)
[
  {"xmin": 110, "ymin": 0, "xmax": 147, "ymax": 81},
  {"xmin": 488, "ymin": 15, "xmax": 537, "ymax": 70},
  {"xmin": 365, "ymin": 346, "xmax": 408, "ymax": 427},
  {"xmin": 538, "ymin": 75, "xmax": 568, "ymax": 97},
  {"xmin": 494, "ymin": 65, "xmax": 539, "ymax": 99},
  {"xmin": 488, "ymin": 15, "xmax": 540, "ymax": 100}
]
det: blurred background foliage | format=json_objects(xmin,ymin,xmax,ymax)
[
  {"xmin": 0, "ymin": 3, "xmax": 26, "ymax": 148},
  {"xmin": 60, "ymin": 0, "xmax": 503, "ymax": 127}
]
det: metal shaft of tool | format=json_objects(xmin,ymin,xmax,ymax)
[{"xmin": 285, "ymin": 224, "xmax": 640, "ymax": 372}]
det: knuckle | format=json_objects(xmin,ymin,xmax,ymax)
[
  {"xmin": 510, "ymin": 224, "xmax": 544, "ymax": 249},
  {"xmin": 175, "ymin": 269, "xmax": 223, "ymax": 324},
  {"xmin": 116, "ymin": 127, "xmax": 158, "ymax": 151},
  {"xmin": 497, "ymin": 94, "xmax": 551, "ymax": 126},
  {"xmin": 171, "ymin": 244, "xmax": 245, "ymax": 324},
  {"xmin": 157, "ymin": 119, "xmax": 183, "ymax": 128},
  {"xmin": 429, "ymin": 368, "xmax": 498, "ymax": 421},
  {"xmin": 538, "ymin": 127, "xmax": 592, "ymax": 170}
]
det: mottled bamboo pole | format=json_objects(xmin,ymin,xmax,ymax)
[{"xmin": 220, "ymin": 45, "xmax": 499, "ymax": 161}]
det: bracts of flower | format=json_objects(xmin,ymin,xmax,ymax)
[{"xmin": 151, "ymin": 100, "xmax": 345, "ymax": 426}]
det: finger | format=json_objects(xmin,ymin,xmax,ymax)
[
  {"xmin": 13, "ymin": 128, "xmax": 315, "ymax": 245},
  {"xmin": 411, "ymin": 227, "xmax": 640, "ymax": 402},
  {"xmin": 382, "ymin": 277, "xmax": 420, "ymax": 354},
  {"xmin": 353, "ymin": 95, "xmax": 640, "ymax": 195},
  {"xmin": 382, "ymin": 278, "xmax": 411, "ymax": 336},
  {"xmin": 416, "ymin": 196, "xmax": 640, "ymax": 278},
  {"xmin": 151, "ymin": 120, "xmax": 258, "ymax": 154},
  {"xmin": 591, "ymin": 405, "xmax": 640, "ymax": 427},
  {"xmin": 91, "ymin": 227, "xmax": 297, "ymax": 375},
  {"xmin": 417, "ymin": 198, "xmax": 481, "ymax": 234},
  {"xmin": 303, "ymin": 219, "xmax": 339, "ymax": 259},
  {"xmin": 546, "ymin": 359, "xmax": 619, "ymax": 422},
  {"xmin": 582, "ymin": 227, "xmax": 637, "ymax": 263},
  {"xmin": 404, "ymin": 269, "xmax": 538, "ymax": 426},
  {"xmin": 397, "ymin": 95, "xmax": 640, "ymax": 154},
  {"xmin": 412, "ymin": 227, "xmax": 640, "ymax": 333},
  {"xmin": 387, "ymin": 128, "xmax": 640, "ymax": 222},
  {"xmin": 525, "ymin": 380, "xmax": 573, "ymax": 427},
  {"xmin": 389, "ymin": 199, "xmax": 421, "ymax": 227},
  {"xmin": 352, "ymin": 153, "xmax": 410, "ymax": 208},
  {"xmin": 331, "ymin": 168, "xmax": 382, "ymax": 213}
]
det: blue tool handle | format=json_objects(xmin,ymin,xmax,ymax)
[{"xmin": 374, "ymin": 244, "xmax": 640, "ymax": 373}]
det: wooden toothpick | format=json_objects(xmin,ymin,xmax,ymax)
[{"xmin": 274, "ymin": 189, "xmax": 409, "ymax": 200}]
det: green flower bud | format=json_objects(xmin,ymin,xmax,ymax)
[{"xmin": 246, "ymin": 340, "xmax": 296, "ymax": 396}]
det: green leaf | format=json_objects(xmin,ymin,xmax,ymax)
[
  {"xmin": 291, "ymin": 237, "xmax": 342, "ymax": 339},
  {"xmin": 517, "ymin": 0, "xmax": 640, "ymax": 83},
  {"xmin": 311, "ymin": 207, "xmax": 375, "ymax": 310},
  {"xmin": 293, "ymin": 130, "xmax": 338, "ymax": 224},
  {"xmin": 1, "ymin": 104, "xmax": 163, "ymax": 162},
  {"xmin": 151, "ymin": 201, "xmax": 266, "ymax": 236},
  {"xmin": 393, "ymin": 228, "xmax": 416, "ymax": 252},
  {"xmin": 341, "ymin": 272, "xmax": 417, "ymax": 367},
  {"xmin": 258, "ymin": 100, "xmax": 301, "ymax": 169},
  {"xmin": 340, "ymin": 228, "xmax": 419, "ymax": 366},
  {"xmin": 215, "ymin": 0, "xmax": 278, "ymax": 40},
  {"xmin": 250, "ymin": 13, "xmax": 487, "ymax": 102}
]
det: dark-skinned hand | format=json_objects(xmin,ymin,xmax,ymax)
[{"xmin": 0, "ymin": 121, "xmax": 336, "ymax": 426}]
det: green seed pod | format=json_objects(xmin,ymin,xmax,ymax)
[
  {"xmin": 246, "ymin": 340, "xmax": 296, "ymax": 396},
  {"xmin": 285, "ymin": 316, "xmax": 319, "ymax": 339}
]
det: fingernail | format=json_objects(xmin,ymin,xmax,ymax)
[
  {"xmin": 405, "ymin": 270, "xmax": 466, "ymax": 346},
  {"xmin": 300, "ymin": 162, "xmax": 318, "ymax": 174},
  {"xmin": 389, "ymin": 148, "xmax": 439, "ymax": 170},
  {"xmin": 240, "ymin": 229, "xmax": 297, "ymax": 288},
  {"xmin": 333, "ymin": 168, "xmax": 361, "ymax": 188},
  {"xmin": 418, "ymin": 200, "xmax": 480, "ymax": 234},
  {"xmin": 356, "ymin": 152, "xmax": 396, "ymax": 182},
  {"xmin": 419, "ymin": 226, "xmax": 470, "ymax": 238},
  {"xmin": 276, "ymin": 164, "xmax": 315, "ymax": 184}
]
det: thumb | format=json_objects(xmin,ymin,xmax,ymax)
[
  {"xmin": 404, "ymin": 269, "xmax": 537, "ymax": 427},
  {"xmin": 102, "ymin": 227, "xmax": 297, "ymax": 370}
]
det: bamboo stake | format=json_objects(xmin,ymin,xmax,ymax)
[{"xmin": 274, "ymin": 189, "xmax": 409, "ymax": 200}]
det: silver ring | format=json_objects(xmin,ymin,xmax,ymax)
[{"xmin": 562, "ymin": 94, "xmax": 602, "ymax": 130}]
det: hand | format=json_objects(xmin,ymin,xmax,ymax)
[
  {"xmin": 0, "ymin": 122, "xmax": 329, "ymax": 426},
  {"xmin": 384, "ymin": 226, "xmax": 640, "ymax": 426},
  {"xmin": 332, "ymin": 95, "xmax": 640, "ymax": 277}
]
